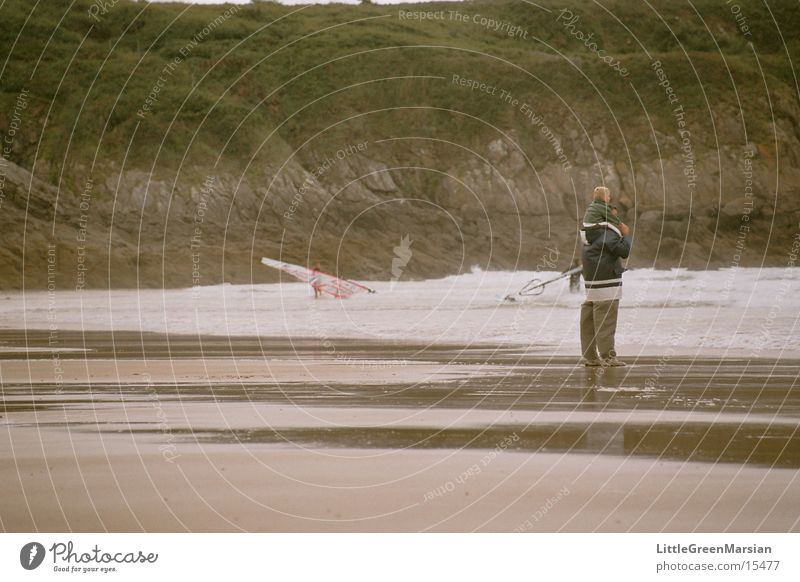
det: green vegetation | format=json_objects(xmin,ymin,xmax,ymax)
[{"xmin": 1, "ymin": 0, "xmax": 797, "ymax": 182}]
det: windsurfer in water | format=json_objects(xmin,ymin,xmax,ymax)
[{"xmin": 310, "ymin": 262, "xmax": 323, "ymax": 299}]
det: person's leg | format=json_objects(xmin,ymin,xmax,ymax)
[
  {"xmin": 580, "ymin": 301, "xmax": 599, "ymax": 361},
  {"xmin": 592, "ymin": 299, "xmax": 620, "ymax": 359}
]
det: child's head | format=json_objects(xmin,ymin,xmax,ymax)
[{"xmin": 593, "ymin": 186, "xmax": 611, "ymax": 204}]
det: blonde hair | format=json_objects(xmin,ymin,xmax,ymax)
[{"xmin": 593, "ymin": 186, "xmax": 610, "ymax": 201}]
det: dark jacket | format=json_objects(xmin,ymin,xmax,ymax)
[{"xmin": 581, "ymin": 224, "xmax": 631, "ymax": 301}]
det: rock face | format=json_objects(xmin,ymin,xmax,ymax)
[{"xmin": 3, "ymin": 127, "xmax": 797, "ymax": 291}]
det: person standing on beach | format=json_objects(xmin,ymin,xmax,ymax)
[{"xmin": 580, "ymin": 186, "xmax": 631, "ymax": 367}]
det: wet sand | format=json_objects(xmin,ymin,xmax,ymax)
[{"xmin": 1, "ymin": 330, "xmax": 799, "ymax": 532}]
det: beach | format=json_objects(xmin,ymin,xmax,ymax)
[
  {"xmin": 2, "ymin": 3, "xmax": 799, "ymax": 577},
  {"xmin": 2, "ymin": 329, "xmax": 798, "ymax": 532}
]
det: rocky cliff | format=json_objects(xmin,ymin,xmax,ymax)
[{"xmin": 1, "ymin": 0, "xmax": 798, "ymax": 290}]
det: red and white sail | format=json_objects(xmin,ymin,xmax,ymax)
[{"xmin": 260, "ymin": 257, "xmax": 375, "ymax": 299}]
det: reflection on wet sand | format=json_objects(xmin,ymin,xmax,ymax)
[{"xmin": 127, "ymin": 422, "xmax": 796, "ymax": 468}]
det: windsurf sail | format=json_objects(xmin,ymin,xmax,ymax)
[
  {"xmin": 503, "ymin": 266, "xmax": 582, "ymax": 301},
  {"xmin": 261, "ymin": 257, "xmax": 376, "ymax": 298}
]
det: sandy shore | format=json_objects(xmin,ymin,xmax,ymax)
[{"xmin": 1, "ymin": 330, "xmax": 799, "ymax": 532}]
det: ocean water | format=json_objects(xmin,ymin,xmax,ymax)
[{"xmin": 2, "ymin": 267, "xmax": 798, "ymax": 357}]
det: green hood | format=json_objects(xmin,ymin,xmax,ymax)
[{"xmin": 582, "ymin": 200, "xmax": 621, "ymax": 226}]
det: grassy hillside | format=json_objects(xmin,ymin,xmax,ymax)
[{"xmin": 1, "ymin": 0, "xmax": 797, "ymax": 173}]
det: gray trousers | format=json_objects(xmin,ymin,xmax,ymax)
[{"xmin": 580, "ymin": 299, "xmax": 620, "ymax": 360}]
